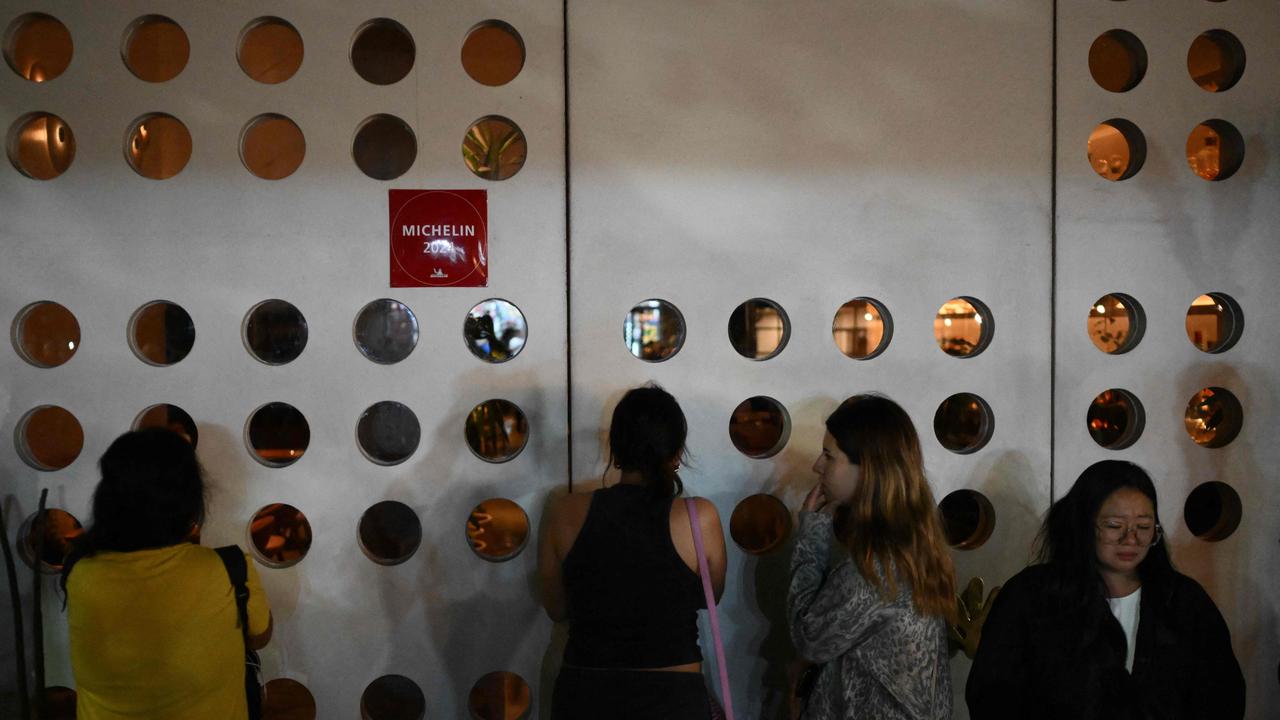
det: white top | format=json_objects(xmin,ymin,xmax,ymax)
[{"xmin": 1108, "ymin": 587, "xmax": 1142, "ymax": 672}]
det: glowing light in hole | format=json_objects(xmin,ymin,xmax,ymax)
[
  {"xmin": 943, "ymin": 318, "xmax": 953, "ymax": 327},
  {"xmin": 1096, "ymin": 304, "xmax": 1107, "ymax": 314},
  {"xmin": 863, "ymin": 312, "xmax": 873, "ymax": 321}
]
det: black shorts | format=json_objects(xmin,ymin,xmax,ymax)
[{"xmin": 551, "ymin": 667, "xmax": 714, "ymax": 720}]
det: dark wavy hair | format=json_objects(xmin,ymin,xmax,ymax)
[
  {"xmin": 61, "ymin": 428, "xmax": 207, "ymax": 595},
  {"xmin": 607, "ymin": 384, "xmax": 687, "ymax": 498}
]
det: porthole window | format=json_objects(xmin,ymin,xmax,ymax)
[
  {"xmin": 249, "ymin": 503, "xmax": 312, "ymax": 567},
  {"xmin": 1184, "ymin": 387, "xmax": 1242, "ymax": 448},
  {"xmin": 1185, "ymin": 292, "xmax": 1242, "ymax": 353},
  {"xmin": 468, "ymin": 671, "xmax": 531, "ymax": 720},
  {"xmin": 1186, "ymin": 119, "xmax": 1244, "ymax": 181},
  {"xmin": 7, "ymin": 112, "xmax": 75, "ymax": 180},
  {"xmin": 4, "ymin": 13, "xmax": 73, "ymax": 82},
  {"xmin": 1183, "ymin": 481, "xmax": 1241, "ymax": 542},
  {"xmin": 243, "ymin": 299, "xmax": 308, "ymax": 365},
  {"xmin": 245, "ymin": 402, "xmax": 309, "ymax": 467},
  {"xmin": 133, "ymin": 403, "xmax": 198, "ymax": 446},
  {"xmin": 464, "ymin": 299, "xmax": 527, "ymax": 363},
  {"xmin": 832, "ymin": 297, "xmax": 892, "ymax": 360},
  {"xmin": 729, "ymin": 494, "xmax": 792, "ymax": 555},
  {"xmin": 122, "ymin": 15, "xmax": 189, "ymax": 82},
  {"xmin": 933, "ymin": 393, "xmax": 994, "ymax": 454},
  {"xmin": 353, "ymin": 114, "xmax": 416, "ymax": 181},
  {"xmin": 16, "ymin": 405, "xmax": 83, "ymax": 471},
  {"xmin": 125, "ymin": 113, "xmax": 192, "ymax": 180},
  {"xmin": 361, "ymin": 675, "xmax": 426, "ymax": 720},
  {"xmin": 359, "ymin": 501, "xmax": 422, "ymax": 566},
  {"xmin": 357, "ymin": 401, "xmax": 421, "ymax": 466},
  {"xmin": 1187, "ymin": 29, "xmax": 1245, "ymax": 92},
  {"xmin": 11, "ymin": 301, "xmax": 79, "ymax": 367},
  {"xmin": 351, "ymin": 18, "xmax": 414, "ymax": 85},
  {"xmin": 728, "ymin": 298, "xmax": 789, "ymax": 360},
  {"xmin": 262, "ymin": 679, "xmax": 316, "ymax": 720},
  {"xmin": 465, "ymin": 399, "xmax": 529, "ymax": 463},
  {"xmin": 17, "ymin": 508, "xmax": 82, "ymax": 572},
  {"xmin": 1087, "ymin": 389, "xmax": 1144, "ymax": 450},
  {"xmin": 353, "ymin": 298, "xmax": 419, "ymax": 364},
  {"xmin": 461, "ymin": 21, "xmax": 525, "ymax": 86},
  {"xmin": 240, "ymin": 114, "xmax": 305, "ymax": 180},
  {"xmin": 466, "ymin": 498, "xmax": 530, "ymax": 562},
  {"xmin": 238, "ymin": 17, "xmax": 303, "ymax": 84},
  {"xmin": 624, "ymin": 299, "xmax": 685, "ymax": 362},
  {"xmin": 728, "ymin": 396, "xmax": 790, "ymax": 459},
  {"xmin": 1088, "ymin": 119, "xmax": 1146, "ymax": 181},
  {"xmin": 1089, "ymin": 29, "xmax": 1147, "ymax": 92},
  {"xmin": 939, "ymin": 490, "xmax": 995, "ymax": 550},
  {"xmin": 1087, "ymin": 293, "xmax": 1145, "ymax": 354},
  {"xmin": 128, "ymin": 300, "xmax": 195, "ymax": 366},
  {"xmin": 934, "ymin": 297, "xmax": 993, "ymax": 358},
  {"xmin": 463, "ymin": 116, "xmax": 527, "ymax": 181}
]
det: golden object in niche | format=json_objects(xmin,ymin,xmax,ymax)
[
  {"xmin": 466, "ymin": 498, "xmax": 530, "ymax": 562},
  {"xmin": 359, "ymin": 501, "xmax": 422, "ymax": 566},
  {"xmin": 357, "ymin": 401, "xmax": 421, "ymax": 466},
  {"xmin": 353, "ymin": 298, "xmax": 419, "ymax": 364},
  {"xmin": 938, "ymin": 490, "xmax": 995, "ymax": 550},
  {"xmin": 624, "ymin": 299, "xmax": 686, "ymax": 362},
  {"xmin": 126, "ymin": 113, "xmax": 192, "ymax": 180},
  {"xmin": 262, "ymin": 678, "xmax": 316, "ymax": 720},
  {"xmin": 466, "ymin": 399, "xmax": 529, "ymax": 463},
  {"xmin": 1186, "ymin": 120, "xmax": 1244, "ymax": 182},
  {"xmin": 1088, "ymin": 29, "xmax": 1147, "ymax": 93},
  {"xmin": 18, "ymin": 508, "xmax": 83, "ymax": 573},
  {"xmin": 463, "ymin": 116, "xmax": 528, "ymax": 181},
  {"xmin": 462, "ymin": 20, "xmax": 525, "ymax": 87},
  {"xmin": 468, "ymin": 671, "xmax": 531, "ymax": 720},
  {"xmin": 933, "ymin": 393, "xmax": 994, "ymax": 454},
  {"xmin": 241, "ymin": 115, "xmax": 305, "ymax": 180},
  {"xmin": 128, "ymin": 300, "xmax": 195, "ymax": 365},
  {"xmin": 249, "ymin": 503, "xmax": 312, "ymax": 567},
  {"xmin": 122, "ymin": 15, "xmax": 189, "ymax": 82},
  {"xmin": 238, "ymin": 17, "xmax": 303, "ymax": 84},
  {"xmin": 465, "ymin": 299, "xmax": 527, "ymax": 363},
  {"xmin": 728, "ymin": 298, "xmax": 789, "ymax": 360},
  {"xmin": 1185, "ymin": 292, "xmax": 1242, "ymax": 353},
  {"xmin": 1187, "ymin": 29, "xmax": 1245, "ymax": 92},
  {"xmin": 729, "ymin": 494, "xmax": 792, "ymax": 555},
  {"xmin": 16, "ymin": 405, "xmax": 83, "ymax": 471},
  {"xmin": 934, "ymin": 297, "xmax": 992, "ymax": 358},
  {"xmin": 353, "ymin": 114, "xmax": 417, "ymax": 181},
  {"xmin": 351, "ymin": 18, "xmax": 414, "ymax": 85},
  {"xmin": 1087, "ymin": 293, "xmax": 1144, "ymax": 354},
  {"xmin": 832, "ymin": 297, "xmax": 891, "ymax": 359},
  {"xmin": 7, "ymin": 112, "xmax": 75, "ymax": 180},
  {"xmin": 244, "ymin": 299, "xmax": 308, "ymax": 365},
  {"xmin": 1183, "ymin": 481, "xmax": 1241, "ymax": 542},
  {"xmin": 949, "ymin": 577, "xmax": 1001, "ymax": 659},
  {"xmin": 1088, "ymin": 119, "xmax": 1145, "ymax": 181},
  {"xmin": 1184, "ymin": 387, "xmax": 1243, "ymax": 448},
  {"xmin": 4, "ymin": 13, "xmax": 73, "ymax": 82},
  {"xmin": 246, "ymin": 402, "xmax": 310, "ymax": 468},
  {"xmin": 728, "ymin": 396, "xmax": 790, "ymax": 459},
  {"xmin": 133, "ymin": 403, "xmax": 198, "ymax": 447},
  {"xmin": 12, "ymin": 301, "xmax": 80, "ymax": 367},
  {"xmin": 1087, "ymin": 389, "xmax": 1144, "ymax": 450},
  {"xmin": 361, "ymin": 675, "xmax": 426, "ymax": 720}
]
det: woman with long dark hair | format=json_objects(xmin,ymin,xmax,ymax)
[
  {"xmin": 966, "ymin": 460, "xmax": 1244, "ymax": 719},
  {"xmin": 538, "ymin": 385, "xmax": 727, "ymax": 719},
  {"xmin": 63, "ymin": 428, "xmax": 272, "ymax": 719},
  {"xmin": 788, "ymin": 394, "xmax": 956, "ymax": 719}
]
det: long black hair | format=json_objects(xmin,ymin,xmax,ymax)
[
  {"xmin": 61, "ymin": 428, "xmax": 207, "ymax": 594},
  {"xmin": 607, "ymin": 384, "xmax": 687, "ymax": 498}
]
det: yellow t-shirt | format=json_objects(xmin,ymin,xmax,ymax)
[{"xmin": 67, "ymin": 543, "xmax": 271, "ymax": 720}]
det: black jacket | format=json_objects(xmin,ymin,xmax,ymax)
[{"xmin": 965, "ymin": 564, "xmax": 1245, "ymax": 720}]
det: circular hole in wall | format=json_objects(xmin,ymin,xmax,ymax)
[
  {"xmin": 353, "ymin": 114, "xmax": 417, "ymax": 180},
  {"xmin": 133, "ymin": 403, "xmax": 198, "ymax": 447},
  {"xmin": 128, "ymin": 300, "xmax": 195, "ymax": 365},
  {"xmin": 241, "ymin": 114, "xmax": 305, "ymax": 180},
  {"xmin": 351, "ymin": 18, "xmax": 414, "ymax": 85},
  {"xmin": 249, "ymin": 503, "xmax": 312, "ymax": 567},
  {"xmin": 1184, "ymin": 387, "xmax": 1243, "ymax": 448},
  {"xmin": 125, "ymin": 113, "xmax": 192, "ymax": 180},
  {"xmin": 1183, "ymin": 481, "xmax": 1242, "ymax": 542},
  {"xmin": 729, "ymin": 494, "xmax": 792, "ymax": 555},
  {"xmin": 624, "ymin": 299, "xmax": 685, "ymax": 362},
  {"xmin": 466, "ymin": 498, "xmax": 530, "ymax": 562},
  {"xmin": 246, "ymin": 402, "xmax": 310, "ymax": 467},
  {"xmin": 831, "ymin": 297, "xmax": 892, "ymax": 360},
  {"xmin": 1185, "ymin": 292, "xmax": 1243, "ymax": 353},
  {"xmin": 1089, "ymin": 29, "xmax": 1147, "ymax": 92},
  {"xmin": 1186, "ymin": 119, "xmax": 1244, "ymax": 181},
  {"xmin": 938, "ymin": 489, "xmax": 996, "ymax": 550},
  {"xmin": 17, "ymin": 508, "xmax": 82, "ymax": 572},
  {"xmin": 11, "ymin": 301, "xmax": 80, "ymax": 367},
  {"xmin": 359, "ymin": 501, "xmax": 422, "ymax": 566},
  {"xmin": 465, "ymin": 399, "xmax": 529, "ymax": 463},
  {"xmin": 122, "ymin": 15, "xmax": 189, "ymax": 82},
  {"xmin": 464, "ymin": 298, "xmax": 527, "ymax": 363},
  {"xmin": 1088, "ymin": 119, "xmax": 1146, "ymax": 181},
  {"xmin": 1087, "ymin": 389, "xmax": 1145, "ymax": 450},
  {"xmin": 728, "ymin": 298, "xmax": 790, "ymax": 360},
  {"xmin": 1087, "ymin": 293, "xmax": 1145, "ymax": 354},
  {"xmin": 469, "ymin": 671, "xmax": 531, "ymax": 720},
  {"xmin": 16, "ymin": 405, "xmax": 83, "ymax": 471},
  {"xmin": 728, "ymin": 396, "xmax": 790, "ymax": 458},
  {"xmin": 463, "ymin": 116, "xmax": 527, "ymax": 181},
  {"xmin": 4, "ymin": 13, "xmax": 73, "ymax": 82},
  {"xmin": 934, "ymin": 297, "xmax": 993, "ymax": 357},
  {"xmin": 1188, "ymin": 29, "xmax": 1245, "ymax": 92},
  {"xmin": 43, "ymin": 686, "xmax": 76, "ymax": 720},
  {"xmin": 461, "ymin": 21, "xmax": 525, "ymax": 87},
  {"xmin": 358, "ymin": 401, "xmax": 421, "ymax": 465},
  {"xmin": 361, "ymin": 675, "xmax": 426, "ymax": 720},
  {"xmin": 244, "ymin": 299, "xmax": 308, "ymax": 365},
  {"xmin": 7, "ymin": 112, "xmax": 75, "ymax": 180},
  {"xmin": 262, "ymin": 678, "xmax": 316, "ymax": 720},
  {"xmin": 353, "ymin": 298, "xmax": 419, "ymax": 364},
  {"xmin": 933, "ymin": 393, "xmax": 995, "ymax": 454},
  {"xmin": 238, "ymin": 17, "xmax": 303, "ymax": 84}
]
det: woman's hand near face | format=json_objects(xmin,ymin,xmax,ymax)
[{"xmin": 802, "ymin": 484, "xmax": 830, "ymax": 514}]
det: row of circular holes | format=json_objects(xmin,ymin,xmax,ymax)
[
  {"xmin": 1089, "ymin": 28, "xmax": 1245, "ymax": 94},
  {"xmin": 1088, "ymin": 118, "xmax": 1246, "ymax": 182}
]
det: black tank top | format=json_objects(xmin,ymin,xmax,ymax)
[{"xmin": 561, "ymin": 484, "xmax": 706, "ymax": 668}]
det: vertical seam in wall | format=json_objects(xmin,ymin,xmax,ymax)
[
  {"xmin": 564, "ymin": 0, "xmax": 574, "ymax": 493},
  {"xmin": 1049, "ymin": 0, "xmax": 1058, "ymax": 502}
]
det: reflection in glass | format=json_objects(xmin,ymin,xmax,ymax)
[
  {"xmin": 129, "ymin": 300, "xmax": 195, "ymax": 365},
  {"xmin": 1186, "ymin": 120, "xmax": 1244, "ymax": 181},
  {"xmin": 465, "ymin": 399, "xmax": 529, "ymax": 463},
  {"xmin": 4, "ymin": 13, "xmax": 73, "ymax": 82},
  {"xmin": 465, "ymin": 299, "xmax": 527, "ymax": 363},
  {"xmin": 832, "ymin": 298, "xmax": 891, "ymax": 359},
  {"xmin": 353, "ymin": 298, "xmax": 419, "ymax": 364},
  {"xmin": 1183, "ymin": 481, "xmax": 1241, "ymax": 542},
  {"xmin": 728, "ymin": 396, "xmax": 790, "ymax": 459},
  {"xmin": 238, "ymin": 17, "xmax": 304, "ymax": 84},
  {"xmin": 728, "ymin": 298, "xmax": 789, "ymax": 360},
  {"xmin": 1184, "ymin": 387, "xmax": 1243, "ymax": 448},
  {"xmin": 461, "ymin": 21, "xmax": 525, "ymax": 87},
  {"xmin": 939, "ymin": 490, "xmax": 995, "ymax": 550},
  {"xmin": 466, "ymin": 498, "xmax": 530, "ymax": 562},
  {"xmin": 246, "ymin": 402, "xmax": 310, "ymax": 467},
  {"xmin": 353, "ymin": 114, "xmax": 417, "ymax": 181},
  {"xmin": 18, "ymin": 508, "xmax": 83, "ymax": 573},
  {"xmin": 357, "ymin": 401, "xmax": 421, "ymax": 465},
  {"xmin": 469, "ymin": 671, "xmax": 531, "ymax": 720},
  {"xmin": 1087, "ymin": 389, "xmax": 1144, "ymax": 450},
  {"xmin": 1185, "ymin": 292, "xmax": 1242, "ymax": 353},
  {"xmin": 624, "ymin": 299, "xmax": 685, "ymax": 362},
  {"xmin": 1088, "ymin": 119, "xmax": 1145, "ymax": 181},
  {"xmin": 240, "ymin": 114, "xmax": 305, "ymax": 180},
  {"xmin": 122, "ymin": 15, "xmax": 189, "ymax": 82},
  {"xmin": 1187, "ymin": 29, "xmax": 1245, "ymax": 92},
  {"xmin": 133, "ymin": 404, "xmax": 198, "ymax": 447},
  {"xmin": 17, "ymin": 405, "xmax": 83, "ymax": 471},
  {"xmin": 244, "ymin": 299, "xmax": 308, "ymax": 365},
  {"xmin": 7, "ymin": 112, "xmax": 75, "ymax": 179},
  {"xmin": 361, "ymin": 675, "xmax": 426, "ymax": 720},
  {"xmin": 12, "ymin": 301, "xmax": 80, "ymax": 367},
  {"xmin": 249, "ymin": 503, "xmax": 311, "ymax": 567},
  {"xmin": 1088, "ymin": 29, "xmax": 1147, "ymax": 93},
  {"xmin": 359, "ymin": 501, "xmax": 422, "ymax": 566},
  {"xmin": 729, "ymin": 494, "xmax": 792, "ymax": 555},
  {"xmin": 262, "ymin": 678, "xmax": 316, "ymax": 720},
  {"xmin": 934, "ymin": 297, "xmax": 992, "ymax": 357},
  {"xmin": 351, "ymin": 18, "xmax": 415, "ymax": 85},
  {"xmin": 463, "ymin": 116, "xmax": 527, "ymax": 181},
  {"xmin": 1087, "ymin": 293, "xmax": 1144, "ymax": 354},
  {"xmin": 126, "ymin": 113, "xmax": 192, "ymax": 180},
  {"xmin": 933, "ymin": 393, "xmax": 994, "ymax": 454}
]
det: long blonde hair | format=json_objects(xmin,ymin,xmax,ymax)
[{"xmin": 827, "ymin": 394, "xmax": 957, "ymax": 622}]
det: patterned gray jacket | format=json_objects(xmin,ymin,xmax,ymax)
[{"xmin": 787, "ymin": 511, "xmax": 952, "ymax": 720}]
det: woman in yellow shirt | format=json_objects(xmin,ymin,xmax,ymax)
[{"xmin": 61, "ymin": 428, "xmax": 272, "ymax": 720}]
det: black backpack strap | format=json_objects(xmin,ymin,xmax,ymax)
[{"xmin": 215, "ymin": 545, "xmax": 262, "ymax": 720}]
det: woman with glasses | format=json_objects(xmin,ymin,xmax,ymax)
[{"xmin": 966, "ymin": 460, "xmax": 1244, "ymax": 719}]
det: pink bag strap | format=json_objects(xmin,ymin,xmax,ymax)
[{"xmin": 685, "ymin": 498, "xmax": 735, "ymax": 720}]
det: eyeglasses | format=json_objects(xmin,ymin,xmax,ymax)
[{"xmin": 1096, "ymin": 520, "xmax": 1162, "ymax": 546}]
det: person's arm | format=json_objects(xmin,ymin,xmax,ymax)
[
  {"xmin": 1187, "ymin": 581, "xmax": 1245, "ymax": 719},
  {"xmin": 964, "ymin": 572, "xmax": 1028, "ymax": 718},
  {"xmin": 244, "ymin": 555, "xmax": 273, "ymax": 650},
  {"xmin": 537, "ymin": 496, "xmax": 568, "ymax": 623},
  {"xmin": 248, "ymin": 613, "xmax": 273, "ymax": 651},
  {"xmin": 693, "ymin": 497, "xmax": 727, "ymax": 602}
]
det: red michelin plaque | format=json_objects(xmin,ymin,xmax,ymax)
[{"xmin": 389, "ymin": 189, "xmax": 488, "ymax": 287}]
